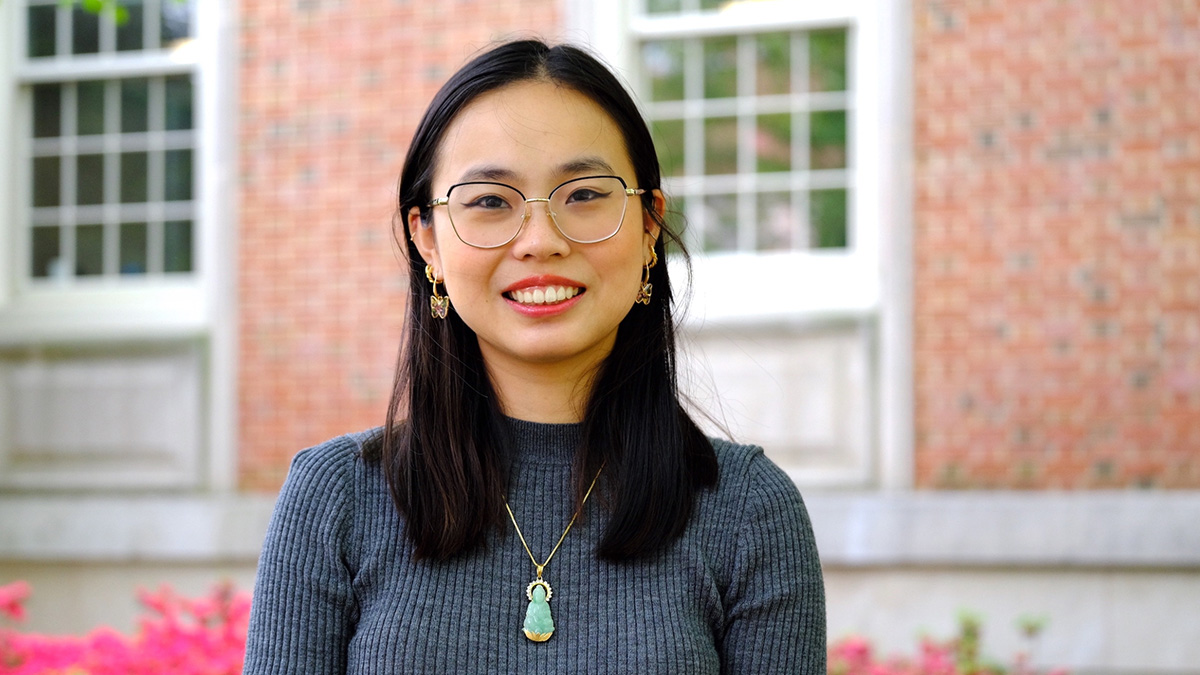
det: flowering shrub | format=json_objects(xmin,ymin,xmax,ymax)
[
  {"xmin": 3, "ymin": 580, "xmax": 1070, "ymax": 675},
  {"xmin": 0, "ymin": 581, "xmax": 249, "ymax": 675},
  {"xmin": 829, "ymin": 612, "xmax": 1070, "ymax": 675}
]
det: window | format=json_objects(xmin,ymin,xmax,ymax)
[
  {"xmin": 572, "ymin": 0, "xmax": 910, "ymax": 486},
  {"xmin": 640, "ymin": 27, "xmax": 850, "ymax": 254},
  {"xmin": 0, "ymin": 0, "xmax": 233, "ymax": 491},
  {"xmin": 22, "ymin": 0, "xmax": 197, "ymax": 285}
]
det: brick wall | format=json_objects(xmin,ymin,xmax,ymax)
[
  {"xmin": 238, "ymin": 0, "xmax": 560, "ymax": 490},
  {"xmin": 913, "ymin": 0, "xmax": 1200, "ymax": 488}
]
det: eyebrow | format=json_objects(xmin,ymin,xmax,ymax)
[
  {"xmin": 456, "ymin": 156, "xmax": 618, "ymax": 184},
  {"xmin": 459, "ymin": 165, "xmax": 519, "ymax": 183},
  {"xmin": 558, "ymin": 156, "xmax": 616, "ymax": 176}
]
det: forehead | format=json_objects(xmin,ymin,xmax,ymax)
[{"xmin": 435, "ymin": 80, "xmax": 634, "ymax": 184}]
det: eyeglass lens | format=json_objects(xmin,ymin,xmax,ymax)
[{"xmin": 446, "ymin": 176, "xmax": 629, "ymax": 247}]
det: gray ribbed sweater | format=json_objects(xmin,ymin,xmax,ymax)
[{"xmin": 244, "ymin": 420, "xmax": 825, "ymax": 674}]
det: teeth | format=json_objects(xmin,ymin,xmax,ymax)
[{"xmin": 508, "ymin": 286, "xmax": 580, "ymax": 305}]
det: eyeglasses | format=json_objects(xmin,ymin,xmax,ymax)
[{"xmin": 427, "ymin": 175, "xmax": 645, "ymax": 249}]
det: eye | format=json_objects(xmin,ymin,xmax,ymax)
[
  {"xmin": 564, "ymin": 187, "xmax": 612, "ymax": 204},
  {"xmin": 461, "ymin": 194, "xmax": 512, "ymax": 210}
]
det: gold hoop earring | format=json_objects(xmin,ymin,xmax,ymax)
[
  {"xmin": 635, "ymin": 247, "xmax": 657, "ymax": 305},
  {"xmin": 426, "ymin": 264, "xmax": 450, "ymax": 319}
]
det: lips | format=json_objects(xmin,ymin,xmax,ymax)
[
  {"xmin": 502, "ymin": 275, "xmax": 586, "ymax": 307},
  {"xmin": 505, "ymin": 285, "xmax": 581, "ymax": 305}
]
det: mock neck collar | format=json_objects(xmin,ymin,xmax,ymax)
[{"xmin": 505, "ymin": 417, "xmax": 582, "ymax": 465}]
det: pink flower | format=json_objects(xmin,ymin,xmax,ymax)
[
  {"xmin": 0, "ymin": 583, "xmax": 251, "ymax": 675},
  {"xmin": 0, "ymin": 582, "xmax": 31, "ymax": 623}
]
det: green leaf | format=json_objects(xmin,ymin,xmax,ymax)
[{"xmin": 82, "ymin": 0, "xmax": 103, "ymax": 12}]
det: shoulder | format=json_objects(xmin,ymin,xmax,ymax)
[
  {"xmin": 270, "ymin": 428, "xmax": 386, "ymax": 527},
  {"xmin": 708, "ymin": 437, "xmax": 802, "ymax": 510},
  {"xmin": 283, "ymin": 428, "xmax": 382, "ymax": 489},
  {"xmin": 703, "ymin": 437, "xmax": 817, "ymax": 560}
]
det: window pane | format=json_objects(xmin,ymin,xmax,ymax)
[
  {"xmin": 33, "ymin": 84, "xmax": 62, "ymax": 138},
  {"xmin": 652, "ymin": 119, "xmax": 685, "ymax": 177},
  {"xmin": 164, "ymin": 220, "xmax": 193, "ymax": 273},
  {"xmin": 704, "ymin": 117, "xmax": 738, "ymax": 175},
  {"xmin": 165, "ymin": 76, "xmax": 193, "ymax": 130},
  {"xmin": 702, "ymin": 194, "xmax": 738, "ymax": 252},
  {"xmin": 116, "ymin": 0, "xmax": 145, "ymax": 51},
  {"xmin": 757, "ymin": 113, "xmax": 791, "ymax": 172},
  {"xmin": 27, "ymin": 5, "xmax": 57, "ymax": 58},
  {"xmin": 810, "ymin": 110, "xmax": 847, "ymax": 170},
  {"xmin": 33, "ymin": 156, "xmax": 61, "ymax": 207},
  {"xmin": 703, "ymin": 36, "xmax": 738, "ymax": 99},
  {"xmin": 756, "ymin": 32, "xmax": 790, "ymax": 96},
  {"xmin": 757, "ymin": 192, "xmax": 794, "ymax": 251},
  {"xmin": 75, "ymin": 224, "xmax": 104, "ymax": 276},
  {"xmin": 642, "ymin": 41, "xmax": 685, "ymax": 102},
  {"xmin": 77, "ymin": 80, "xmax": 106, "ymax": 136},
  {"xmin": 72, "ymin": 7, "xmax": 100, "ymax": 55},
  {"xmin": 32, "ymin": 226, "xmax": 61, "ymax": 278},
  {"xmin": 77, "ymin": 154, "xmax": 105, "ymax": 205},
  {"xmin": 646, "ymin": 0, "xmax": 682, "ymax": 13},
  {"xmin": 120, "ymin": 152, "xmax": 149, "ymax": 203},
  {"xmin": 810, "ymin": 188, "xmax": 847, "ymax": 249},
  {"xmin": 664, "ymin": 197, "xmax": 690, "ymax": 250},
  {"xmin": 809, "ymin": 28, "xmax": 848, "ymax": 93},
  {"xmin": 161, "ymin": 1, "xmax": 191, "ymax": 46},
  {"xmin": 165, "ymin": 149, "xmax": 193, "ymax": 201},
  {"xmin": 120, "ymin": 222, "xmax": 148, "ymax": 275},
  {"xmin": 121, "ymin": 78, "xmax": 150, "ymax": 133}
]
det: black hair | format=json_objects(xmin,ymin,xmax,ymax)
[{"xmin": 377, "ymin": 39, "xmax": 717, "ymax": 561}]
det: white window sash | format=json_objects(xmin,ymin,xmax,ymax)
[
  {"xmin": 1, "ymin": 0, "xmax": 215, "ymax": 343},
  {"xmin": 604, "ymin": 0, "xmax": 889, "ymax": 322}
]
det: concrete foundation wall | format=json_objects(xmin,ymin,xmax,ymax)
[{"xmin": 3, "ymin": 491, "xmax": 1198, "ymax": 673}]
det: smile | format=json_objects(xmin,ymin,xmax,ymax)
[{"xmin": 503, "ymin": 286, "xmax": 582, "ymax": 306}]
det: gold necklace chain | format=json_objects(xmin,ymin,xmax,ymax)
[{"xmin": 503, "ymin": 465, "xmax": 604, "ymax": 581}]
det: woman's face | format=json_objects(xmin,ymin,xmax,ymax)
[{"xmin": 410, "ymin": 80, "xmax": 661, "ymax": 379}]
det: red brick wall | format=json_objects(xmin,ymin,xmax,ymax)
[
  {"xmin": 913, "ymin": 0, "xmax": 1200, "ymax": 488},
  {"xmin": 237, "ymin": 0, "xmax": 561, "ymax": 490}
]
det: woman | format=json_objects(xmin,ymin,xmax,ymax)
[{"xmin": 245, "ymin": 39, "xmax": 825, "ymax": 673}]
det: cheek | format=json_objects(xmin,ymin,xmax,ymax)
[
  {"xmin": 599, "ymin": 249, "xmax": 646, "ymax": 295},
  {"xmin": 440, "ymin": 251, "xmax": 500, "ymax": 305}
]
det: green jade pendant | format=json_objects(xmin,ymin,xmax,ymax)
[{"xmin": 522, "ymin": 571, "xmax": 554, "ymax": 642}]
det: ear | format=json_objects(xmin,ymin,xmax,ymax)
[
  {"xmin": 642, "ymin": 189, "xmax": 665, "ymax": 248},
  {"xmin": 409, "ymin": 206, "xmax": 442, "ymax": 273}
]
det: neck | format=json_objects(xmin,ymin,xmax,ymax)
[{"xmin": 483, "ymin": 354, "xmax": 601, "ymax": 424}]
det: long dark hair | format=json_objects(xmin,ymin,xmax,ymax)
[{"xmin": 377, "ymin": 39, "xmax": 717, "ymax": 561}]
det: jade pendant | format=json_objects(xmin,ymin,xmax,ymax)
[{"xmin": 522, "ymin": 580, "xmax": 554, "ymax": 642}]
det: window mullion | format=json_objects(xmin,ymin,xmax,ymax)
[
  {"xmin": 736, "ymin": 34, "xmax": 755, "ymax": 252},
  {"xmin": 146, "ymin": 0, "xmax": 162, "ymax": 49},
  {"xmin": 793, "ymin": 32, "xmax": 810, "ymax": 250},
  {"xmin": 104, "ymin": 125, "xmax": 120, "ymax": 277},
  {"xmin": 148, "ymin": 76, "xmax": 166, "ymax": 264},
  {"xmin": 683, "ymin": 37, "xmax": 704, "ymax": 242},
  {"xmin": 99, "ymin": 9, "xmax": 116, "ymax": 53},
  {"xmin": 17, "ymin": 56, "xmax": 194, "ymax": 85},
  {"xmin": 54, "ymin": 4, "xmax": 70, "ymax": 58}
]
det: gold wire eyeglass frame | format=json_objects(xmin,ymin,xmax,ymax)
[{"xmin": 426, "ymin": 174, "xmax": 645, "ymax": 249}]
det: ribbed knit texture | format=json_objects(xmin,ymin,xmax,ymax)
[{"xmin": 244, "ymin": 420, "xmax": 826, "ymax": 674}]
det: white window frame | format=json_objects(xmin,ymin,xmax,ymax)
[
  {"xmin": 0, "ymin": 0, "xmax": 239, "ymax": 492},
  {"xmin": 0, "ymin": 0, "xmax": 224, "ymax": 345},
  {"xmin": 565, "ymin": 0, "xmax": 913, "ymax": 488}
]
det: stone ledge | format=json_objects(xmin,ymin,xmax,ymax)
[
  {"xmin": 0, "ymin": 495, "xmax": 276, "ymax": 562},
  {"xmin": 806, "ymin": 491, "xmax": 1200, "ymax": 568},
  {"xmin": 2, "ymin": 491, "xmax": 1199, "ymax": 567}
]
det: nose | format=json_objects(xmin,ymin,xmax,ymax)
[{"xmin": 511, "ymin": 198, "xmax": 570, "ymax": 258}]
